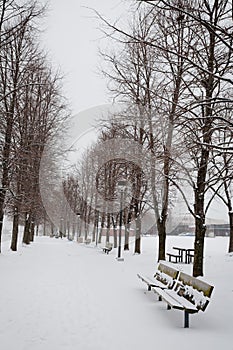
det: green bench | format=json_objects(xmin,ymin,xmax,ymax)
[
  {"xmin": 138, "ymin": 262, "xmax": 214, "ymax": 328},
  {"xmin": 153, "ymin": 271, "xmax": 214, "ymax": 328},
  {"xmin": 137, "ymin": 262, "xmax": 179, "ymax": 291},
  {"xmin": 102, "ymin": 242, "xmax": 113, "ymax": 254}
]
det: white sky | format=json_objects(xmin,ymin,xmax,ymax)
[
  {"xmin": 40, "ymin": 0, "xmax": 229, "ymax": 222},
  {"xmin": 41, "ymin": 0, "xmax": 129, "ymax": 115}
]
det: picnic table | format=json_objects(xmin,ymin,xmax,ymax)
[{"xmin": 173, "ymin": 247, "xmax": 195, "ymax": 264}]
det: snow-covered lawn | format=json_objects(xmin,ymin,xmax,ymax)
[{"xmin": 0, "ymin": 235, "xmax": 232, "ymax": 350}]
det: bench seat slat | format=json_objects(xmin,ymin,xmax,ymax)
[
  {"xmin": 165, "ymin": 289, "xmax": 198, "ymax": 313},
  {"xmin": 153, "ymin": 287, "xmax": 184, "ymax": 310},
  {"xmin": 153, "ymin": 287, "xmax": 198, "ymax": 313},
  {"xmin": 137, "ymin": 274, "xmax": 169, "ymax": 289}
]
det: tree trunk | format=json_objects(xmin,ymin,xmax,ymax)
[
  {"xmin": 0, "ymin": 118, "xmax": 14, "ymax": 252},
  {"xmin": 43, "ymin": 215, "xmax": 46, "ymax": 236},
  {"xmin": 79, "ymin": 217, "xmax": 83, "ymax": 238},
  {"xmin": 228, "ymin": 211, "xmax": 233, "ymax": 253},
  {"xmin": 106, "ymin": 213, "xmax": 111, "ymax": 244},
  {"xmin": 36, "ymin": 224, "xmax": 39, "ymax": 236},
  {"xmin": 112, "ymin": 215, "xmax": 118, "ymax": 248},
  {"xmin": 98, "ymin": 213, "xmax": 105, "ymax": 244},
  {"xmin": 157, "ymin": 218, "xmax": 166, "ymax": 261},
  {"xmin": 51, "ymin": 222, "xmax": 55, "ymax": 237},
  {"xmin": 192, "ymin": 14, "xmax": 215, "ymax": 276},
  {"xmin": 0, "ymin": 34, "xmax": 20, "ymax": 252},
  {"xmin": 30, "ymin": 221, "xmax": 35, "ymax": 242},
  {"xmin": 92, "ymin": 216, "xmax": 96, "ymax": 242},
  {"xmin": 10, "ymin": 207, "xmax": 19, "ymax": 251},
  {"xmin": 193, "ymin": 176, "xmax": 207, "ymax": 277},
  {"xmin": 23, "ymin": 213, "xmax": 31, "ymax": 245},
  {"xmin": 98, "ymin": 226, "xmax": 103, "ymax": 244},
  {"xmin": 124, "ymin": 221, "xmax": 130, "ymax": 250},
  {"xmin": 193, "ymin": 217, "xmax": 206, "ymax": 277},
  {"xmin": 0, "ymin": 208, "xmax": 4, "ymax": 254},
  {"xmin": 134, "ymin": 216, "xmax": 141, "ymax": 254}
]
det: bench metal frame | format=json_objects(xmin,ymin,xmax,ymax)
[
  {"xmin": 152, "ymin": 271, "xmax": 214, "ymax": 328},
  {"xmin": 138, "ymin": 262, "xmax": 214, "ymax": 328}
]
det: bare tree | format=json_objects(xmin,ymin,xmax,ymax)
[
  {"xmin": 96, "ymin": 0, "xmax": 233, "ymax": 276},
  {"xmin": 0, "ymin": 2, "xmax": 45, "ymax": 252},
  {"xmin": 99, "ymin": 2, "xmax": 195, "ymax": 259}
]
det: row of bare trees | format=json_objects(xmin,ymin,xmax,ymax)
[
  {"xmin": 0, "ymin": 0, "xmax": 69, "ymax": 252},
  {"xmin": 61, "ymin": 136, "xmax": 148, "ymax": 254},
  {"xmin": 71, "ymin": 0, "xmax": 232, "ymax": 277},
  {"xmin": 57, "ymin": 0, "xmax": 232, "ymax": 277}
]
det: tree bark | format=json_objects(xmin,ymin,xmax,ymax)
[
  {"xmin": 157, "ymin": 218, "xmax": 166, "ymax": 261},
  {"xmin": 30, "ymin": 220, "xmax": 35, "ymax": 242},
  {"xmin": 134, "ymin": 216, "xmax": 141, "ymax": 254},
  {"xmin": 228, "ymin": 211, "xmax": 233, "ymax": 253},
  {"xmin": 23, "ymin": 213, "xmax": 31, "ymax": 245},
  {"xmin": 112, "ymin": 215, "xmax": 118, "ymax": 248},
  {"xmin": 193, "ymin": 160, "xmax": 208, "ymax": 277},
  {"xmin": 124, "ymin": 221, "xmax": 130, "ymax": 251},
  {"xmin": 106, "ymin": 213, "xmax": 111, "ymax": 244},
  {"xmin": 10, "ymin": 207, "xmax": 19, "ymax": 251},
  {"xmin": 0, "ymin": 208, "xmax": 4, "ymax": 253}
]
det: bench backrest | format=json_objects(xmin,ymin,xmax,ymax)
[
  {"xmin": 178, "ymin": 272, "xmax": 214, "ymax": 298},
  {"xmin": 158, "ymin": 262, "xmax": 179, "ymax": 279},
  {"xmin": 106, "ymin": 242, "xmax": 113, "ymax": 249},
  {"xmin": 176, "ymin": 272, "xmax": 214, "ymax": 311},
  {"xmin": 154, "ymin": 262, "xmax": 179, "ymax": 289}
]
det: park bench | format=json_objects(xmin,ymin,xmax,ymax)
[
  {"xmin": 152, "ymin": 271, "xmax": 214, "ymax": 328},
  {"xmin": 102, "ymin": 242, "xmax": 113, "ymax": 254},
  {"xmin": 137, "ymin": 262, "xmax": 179, "ymax": 291},
  {"xmin": 84, "ymin": 238, "xmax": 91, "ymax": 244}
]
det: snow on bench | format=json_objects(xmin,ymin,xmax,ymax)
[
  {"xmin": 102, "ymin": 242, "xmax": 113, "ymax": 254},
  {"xmin": 152, "ymin": 271, "xmax": 214, "ymax": 328},
  {"xmin": 137, "ymin": 262, "xmax": 179, "ymax": 291}
]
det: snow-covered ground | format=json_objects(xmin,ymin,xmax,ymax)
[{"xmin": 0, "ymin": 235, "xmax": 232, "ymax": 350}]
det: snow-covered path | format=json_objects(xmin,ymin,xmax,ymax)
[{"xmin": 0, "ymin": 236, "xmax": 232, "ymax": 350}]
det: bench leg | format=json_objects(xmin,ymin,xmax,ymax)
[
  {"xmin": 167, "ymin": 304, "xmax": 171, "ymax": 310},
  {"xmin": 148, "ymin": 285, "xmax": 151, "ymax": 291},
  {"xmin": 184, "ymin": 311, "xmax": 189, "ymax": 328},
  {"xmin": 158, "ymin": 296, "xmax": 162, "ymax": 301}
]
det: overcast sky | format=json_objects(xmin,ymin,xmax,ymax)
[
  {"xmin": 40, "ymin": 0, "xmax": 228, "ymax": 222},
  {"xmin": 41, "ymin": 0, "xmax": 128, "ymax": 115}
]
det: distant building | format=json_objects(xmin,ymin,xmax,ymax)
[
  {"xmin": 206, "ymin": 224, "xmax": 230, "ymax": 237},
  {"xmin": 167, "ymin": 212, "xmax": 229, "ymax": 236}
]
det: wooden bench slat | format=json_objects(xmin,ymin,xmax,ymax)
[
  {"xmin": 137, "ymin": 262, "xmax": 179, "ymax": 291},
  {"xmin": 178, "ymin": 272, "xmax": 214, "ymax": 298},
  {"xmin": 157, "ymin": 262, "xmax": 179, "ymax": 279},
  {"xmin": 165, "ymin": 289, "xmax": 199, "ymax": 313},
  {"xmin": 153, "ymin": 287, "xmax": 185, "ymax": 310},
  {"xmin": 137, "ymin": 274, "xmax": 169, "ymax": 289}
]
